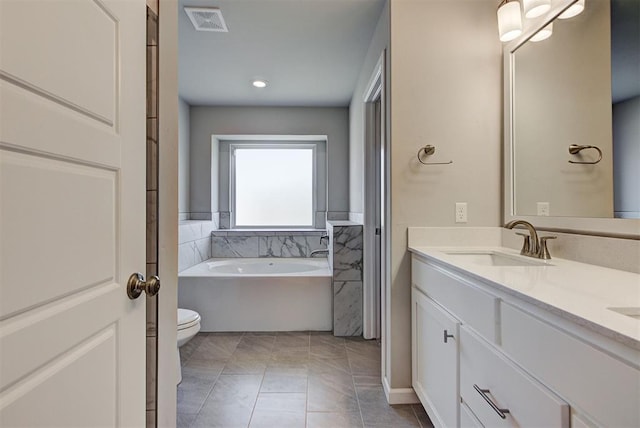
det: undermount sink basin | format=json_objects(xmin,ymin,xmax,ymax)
[
  {"xmin": 608, "ymin": 307, "xmax": 640, "ymax": 320},
  {"xmin": 443, "ymin": 251, "xmax": 549, "ymax": 267}
]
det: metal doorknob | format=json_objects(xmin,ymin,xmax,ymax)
[{"xmin": 127, "ymin": 272, "xmax": 160, "ymax": 299}]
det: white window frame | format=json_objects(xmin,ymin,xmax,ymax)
[{"xmin": 229, "ymin": 142, "xmax": 318, "ymax": 229}]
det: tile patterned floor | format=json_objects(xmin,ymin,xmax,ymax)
[{"xmin": 177, "ymin": 332, "xmax": 433, "ymax": 428}]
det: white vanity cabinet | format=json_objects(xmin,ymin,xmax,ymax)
[{"xmin": 411, "ymin": 253, "xmax": 640, "ymax": 428}]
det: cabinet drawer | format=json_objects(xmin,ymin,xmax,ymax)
[
  {"xmin": 412, "ymin": 256, "xmax": 499, "ymax": 342},
  {"xmin": 501, "ymin": 303, "xmax": 640, "ymax": 428},
  {"xmin": 460, "ymin": 326, "xmax": 570, "ymax": 428}
]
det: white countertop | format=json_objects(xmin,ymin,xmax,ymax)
[{"xmin": 409, "ymin": 245, "xmax": 640, "ymax": 350}]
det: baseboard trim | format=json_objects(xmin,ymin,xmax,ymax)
[{"xmin": 382, "ymin": 376, "xmax": 420, "ymax": 405}]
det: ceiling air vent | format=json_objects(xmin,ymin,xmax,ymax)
[{"xmin": 184, "ymin": 7, "xmax": 228, "ymax": 32}]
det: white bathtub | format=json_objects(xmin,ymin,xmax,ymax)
[{"xmin": 178, "ymin": 258, "xmax": 332, "ymax": 332}]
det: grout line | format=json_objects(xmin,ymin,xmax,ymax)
[{"xmin": 246, "ymin": 371, "xmax": 265, "ymax": 428}]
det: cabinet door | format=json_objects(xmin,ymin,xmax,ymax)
[{"xmin": 412, "ymin": 287, "xmax": 459, "ymax": 428}]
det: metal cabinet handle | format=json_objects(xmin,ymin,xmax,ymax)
[
  {"xmin": 127, "ymin": 272, "xmax": 160, "ymax": 299},
  {"xmin": 473, "ymin": 384, "xmax": 510, "ymax": 419},
  {"xmin": 443, "ymin": 329, "xmax": 455, "ymax": 343}
]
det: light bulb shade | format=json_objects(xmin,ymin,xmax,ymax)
[
  {"xmin": 498, "ymin": 0, "xmax": 523, "ymax": 42},
  {"xmin": 530, "ymin": 22, "xmax": 553, "ymax": 41},
  {"xmin": 523, "ymin": 0, "xmax": 551, "ymax": 18},
  {"xmin": 558, "ymin": 0, "xmax": 585, "ymax": 19}
]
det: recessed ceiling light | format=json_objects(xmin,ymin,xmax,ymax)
[{"xmin": 252, "ymin": 80, "xmax": 267, "ymax": 88}]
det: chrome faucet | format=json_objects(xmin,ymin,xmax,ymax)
[
  {"xmin": 504, "ymin": 220, "xmax": 557, "ymax": 260},
  {"xmin": 505, "ymin": 220, "xmax": 539, "ymax": 256},
  {"xmin": 310, "ymin": 248, "xmax": 329, "ymax": 257}
]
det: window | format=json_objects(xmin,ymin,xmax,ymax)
[{"xmin": 231, "ymin": 144, "xmax": 316, "ymax": 227}]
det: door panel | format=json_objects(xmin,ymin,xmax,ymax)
[
  {"xmin": 0, "ymin": 0, "xmax": 146, "ymax": 426},
  {"xmin": 1, "ymin": 328, "xmax": 117, "ymax": 427},
  {"xmin": 0, "ymin": 0, "xmax": 117, "ymax": 123},
  {"xmin": 1, "ymin": 151, "xmax": 117, "ymax": 317}
]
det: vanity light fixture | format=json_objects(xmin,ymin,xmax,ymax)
[
  {"xmin": 530, "ymin": 22, "xmax": 553, "ymax": 41},
  {"xmin": 252, "ymin": 79, "xmax": 267, "ymax": 88},
  {"xmin": 497, "ymin": 0, "xmax": 523, "ymax": 42},
  {"xmin": 558, "ymin": 0, "xmax": 585, "ymax": 19},
  {"xmin": 523, "ymin": 0, "xmax": 551, "ymax": 18}
]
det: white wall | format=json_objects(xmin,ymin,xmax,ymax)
[
  {"xmin": 189, "ymin": 106, "xmax": 349, "ymax": 219},
  {"xmin": 613, "ymin": 96, "xmax": 640, "ymax": 218},
  {"xmin": 387, "ymin": 0, "xmax": 502, "ymax": 389},
  {"xmin": 178, "ymin": 97, "xmax": 190, "ymax": 217}
]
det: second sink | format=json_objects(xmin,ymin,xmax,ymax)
[{"xmin": 443, "ymin": 250, "xmax": 550, "ymax": 267}]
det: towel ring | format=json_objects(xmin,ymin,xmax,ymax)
[
  {"xmin": 568, "ymin": 144, "xmax": 602, "ymax": 165},
  {"xmin": 417, "ymin": 145, "xmax": 453, "ymax": 165}
]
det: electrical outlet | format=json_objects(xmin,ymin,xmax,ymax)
[
  {"xmin": 455, "ymin": 202, "xmax": 467, "ymax": 223},
  {"xmin": 537, "ymin": 202, "xmax": 550, "ymax": 216}
]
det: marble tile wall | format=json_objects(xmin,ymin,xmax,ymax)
[
  {"xmin": 333, "ymin": 281, "xmax": 363, "ymax": 336},
  {"xmin": 178, "ymin": 219, "xmax": 218, "ymax": 272},
  {"xmin": 327, "ymin": 221, "xmax": 364, "ymax": 337},
  {"xmin": 210, "ymin": 230, "xmax": 327, "ymax": 258},
  {"xmin": 327, "ymin": 222, "xmax": 364, "ymax": 281}
]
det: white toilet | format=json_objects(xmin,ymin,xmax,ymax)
[{"xmin": 176, "ymin": 308, "xmax": 201, "ymax": 384}]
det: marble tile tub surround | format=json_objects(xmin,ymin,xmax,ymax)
[
  {"xmin": 327, "ymin": 221, "xmax": 364, "ymax": 281},
  {"xmin": 211, "ymin": 230, "xmax": 328, "ymax": 258},
  {"xmin": 179, "ymin": 220, "xmax": 219, "ymax": 272},
  {"xmin": 327, "ymin": 221, "xmax": 364, "ymax": 337},
  {"xmin": 334, "ymin": 281, "xmax": 363, "ymax": 337}
]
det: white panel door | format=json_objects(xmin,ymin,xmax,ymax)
[{"xmin": 0, "ymin": 0, "xmax": 147, "ymax": 426}]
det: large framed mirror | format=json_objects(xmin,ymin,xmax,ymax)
[{"xmin": 503, "ymin": 0, "xmax": 640, "ymax": 237}]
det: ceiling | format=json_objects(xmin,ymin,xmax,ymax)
[{"xmin": 178, "ymin": 0, "xmax": 386, "ymax": 107}]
